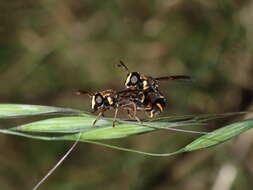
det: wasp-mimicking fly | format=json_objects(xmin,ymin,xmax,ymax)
[
  {"xmin": 116, "ymin": 60, "xmax": 192, "ymax": 118},
  {"xmin": 122, "ymin": 89, "xmax": 166, "ymax": 118},
  {"xmin": 117, "ymin": 60, "xmax": 192, "ymax": 94},
  {"xmin": 76, "ymin": 89, "xmax": 144, "ymax": 127}
]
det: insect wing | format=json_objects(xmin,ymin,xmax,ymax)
[{"xmin": 155, "ymin": 75, "xmax": 192, "ymax": 81}]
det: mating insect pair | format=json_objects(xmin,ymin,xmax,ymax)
[{"xmin": 77, "ymin": 61, "xmax": 192, "ymax": 127}]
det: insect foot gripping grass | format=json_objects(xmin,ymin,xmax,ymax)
[{"xmin": 0, "ymin": 104, "xmax": 252, "ymax": 189}]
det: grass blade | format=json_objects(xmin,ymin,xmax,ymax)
[
  {"xmin": 1, "ymin": 118, "xmax": 253, "ymax": 157},
  {"xmin": 182, "ymin": 118, "xmax": 253, "ymax": 152},
  {"xmin": 11, "ymin": 116, "xmax": 157, "ymax": 139},
  {"xmin": 11, "ymin": 116, "xmax": 110, "ymax": 133},
  {"xmin": 1, "ymin": 104, "xmax": 253, "ymax": 156},
  {"xmin": 11, "ymin": 116, "xmax": 205, "ymax": 139},
  {"xmin": 0, "ymin": 104, "xmax": 83, "ymax": 119},
  {"xmin": 147, "ymin": 111, "xmax": 248, "ymax": 123},
  {"xmin": 74, "ymin": 118, "xmax": 253, "ymax": 156},
  {"xmin": 0, "ymin": 129, "xmax": 55, "ymax": 141},
  {"xmin": 0, "ymin": 128, "xmax": 183, "ymax": 156}
]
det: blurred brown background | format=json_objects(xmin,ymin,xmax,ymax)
[{"xmin": 1, "ymin": 0, "xmax": 253, "ymax": 189}]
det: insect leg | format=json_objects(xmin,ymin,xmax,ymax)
[
  {"xmin": 133, "ymin": 114, "xmax": 141, "ymax": 123},
  {"xmin": 92, "ymin": 111, "xmax": 104, "ymax": 126},
  {"xmin": 128, "ymin": 102, "xmax": 142, "ymax": 123},
  {"xmin": 112, "ymin": 108, "xmax": 119, "ymax": 127},
  {"xmin": 149, "ymin": 111, "xmax": 154, "ymax": 118},
  {"xmin": 127, "ymin": 101, "xmax": 137, "ymax": 116},
  {"xmin": 126, "ymin": 109, "xmax": 135, "ymax": 119}
]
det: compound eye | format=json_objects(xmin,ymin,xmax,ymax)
[
  {"xmin": 130, "ymin": 75, "xmax": 138, "ymax": 84},
  {"xmin": 96, "ymin": 95, "xmax": 103, "ymax": 104}
]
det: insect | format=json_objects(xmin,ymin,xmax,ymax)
[
  {"xmin": 117, "ymin": 88, "xmax": 165, "ymax": 119},
  {"xmin": 117, "ymin": 60, "xmax": 192, "ymax": 94},
  {"xmin": 116, "ymin": 61, "xmax": 192, "ymax": 117},
  {"xmin": 127, "ymin": 89, "xmax": 166, "ymax": 118},
  {"xmin": 76, "ymin": 89, "xmax": 143, "ymax": 127}
]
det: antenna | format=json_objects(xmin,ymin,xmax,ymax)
[
  {"xmin": 76, "ymin": 90, "xmax": 94, "ymax": 97},
  {"xmin": 116, "ymin": 60, "xmax": 130, "ymax": 73}
]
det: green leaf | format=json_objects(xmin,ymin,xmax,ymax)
[
  {"xmin": 11, "ymin": 116, "xmax": 159, "ymax": 139},
  {"xmin": 182, "ymin": 118, "xmax": 253, "ymax": 152},
  {"xmin": 1, "ymin": 104, "xmax": 253, "ymax": 156},
  {"xmin": 147, "ymin": 111, "xmax": 248, "ymax": 123},
  {"xmin": 70, "ymin": 117, "xmax": 253, "ymax": 156},
  {"xmin": 59, "ymin": 123, "xmax": 156, "ymax": 140},
  {"xmin": 2, "ymin": 116, "xmax": 253, "ymax": 157},
  {"xmin": 0, "ymin": 104, "xmax": 83, "ymax": 118},
  {"xmin": 11, "ymin": 115, "xmax": 203, "ymax": 139},
  {"xmin": 11, "ymin": 116, "xmax": 108, "ymax": 133}
]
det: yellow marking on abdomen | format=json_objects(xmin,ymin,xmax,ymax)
[{"xmin": 156, "ymin": 103, "xmax": 164, "ymax": 112}]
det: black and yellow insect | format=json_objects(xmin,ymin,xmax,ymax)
[
  {"xmin": 76, "ymin": 89, "xmax": 143, "ymax": 127},
  {"xmin": 116, "ymin": 61, "xmax": 192, "ymax": 117},
  {"xmin": 127, "ymin": 90, "xmax": 166, "ymax": 118},
  {"xmin": 117, "ymin": 60, "xmax": 192, "ymax": 94}
]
